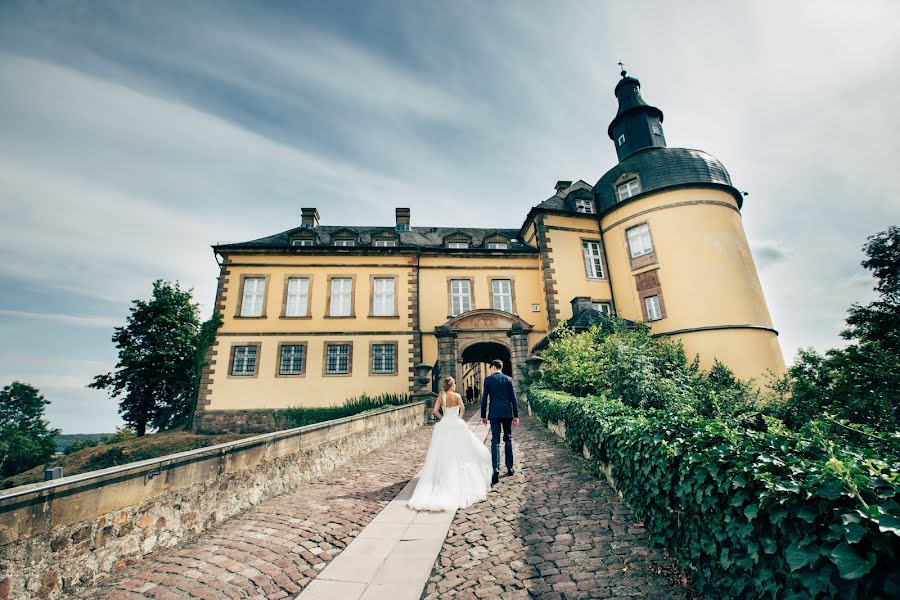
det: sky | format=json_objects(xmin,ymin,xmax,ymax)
[{"xmin": 1, "ymin": 1, "xmax": 898, "ymax": 433}]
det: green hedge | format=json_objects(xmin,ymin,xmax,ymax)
[
  {"xmin": 529, "ymin": 388, "xmax": 900, "ymax": 599},
  {"xmin": 273, "ymin": 393, "xmax": 412, "ymax": 429}
]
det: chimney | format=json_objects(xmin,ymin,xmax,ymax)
[
  {"xmin": 301, "ymin": 207, "xmax": 319, "ymax": 229},
  {"xmin": 555, "ymin": 180, "xmax": 572, "ymax": 194},
  {"xmin": 396, "ymin": 207, "xmax": 410, "ymax": 231},
  {"xmin": 570, "ymin": 296, "xmax": 592, "ymax": 317}
]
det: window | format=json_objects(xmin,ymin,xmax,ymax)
[
  {"xmin": 616, "ymin": 178, "xmax": 641, "ymax": 201},
  {"xmin": 240, "ymin": 277, "xmax": 265, "ymax": 317},
  {"xmin": 450, "ymin": 279, "xmax": 472, "ymax": 316},
  {"xmin": 329, "ymin": 277, "xmax": 353, "ymax": 316},
  {"xmin": 448, "ymin": 241, "xmax": 468, "ymax": 249},
  {"xmin": 575, "ymin": 198, "xmax": 594, "ymax": 214},
  {"xmin": 292, "ymin": 239, "xmax": 314, "ymax": 246},
  {"xmin": 651, "ymin": 125, "xmax": 661, "ymax": 135},
  {"xmin": 285, "ymin": 277, "xmax": 309, "ymax": 317},
  {"xmin": 371, "ymin": 343, "xmax": 396, "ymax": 374},
  {"xmin": 487, "ymin": 242, "xmax": 508, "ymax": 249},
  {"xmin": 491, "ymin": 279, "xmax": 513, "ymax": 312},
  {"xmin": 617, "ymin": 134, "xmax": 626, "ymax": 146},
  {"xmin": 592, "ymin": 302, "xmax": 612, "ymax": 315},
  {"xmin": 626, "ymin": 223, "xmax": 654, "ymax": 258},
  {"xmin": 372, "ymin": 277, "xmax": 395, "ymax": 316},
  {"xmin": 582, "ymin": 241, "xmax": 604, "ymax": 279},
  {"xmin": 334, "ymin": 239, "xmax": 355, "ymax": 247},
  {"xmin": 279, "ymin": 344, "xmax": 305, "ymax": 375},
  {"xmin": 325, "ymin": 344, "xmax": 351, "ymax": 375},
  {"xmin": 396, "ymin": 223, "xmax": 410, "ymax": 232},
  {"xmin": 374, "ymin": 239, "xmax": 397, "ymax": 247},
  {"xmin": 231, "ymin": 345, "xmax": 258, "ymax": 376},
  {"xmin": 645, "ymin": 295, "xmax": 662, "ymax": 321}
]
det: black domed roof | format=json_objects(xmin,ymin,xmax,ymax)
[{"xmin": 593, "ymin": 147, "xmax": 742, "ymax": 214}]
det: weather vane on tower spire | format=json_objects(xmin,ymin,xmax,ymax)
[{"xmin": 618, "ymin": 61, "xmax": 627, "ymax": 78}]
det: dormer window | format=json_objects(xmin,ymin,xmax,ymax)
[
  {"xmin": 448, "ymin": 241, "xmax": 468, "ymax": 249},
  {"xmin": 617, "ymin": 134, "xmax": 626, "ymax": 146},
  {"xmin": 374, "ymin": 239, "xmax": 398, "ymax": 247},
  {"xmin": 575, "ymin": 198, "xmax": 594, "ymax": 214},
  {"xmin": 616, "ymin": 178, "xmax": 641, "ymax": 201},
  {"xmin": 334, "ymin": 239, "xmax": 356, "ymax": 247},
  {"xmin": 487, "ymin": 242, "xmax": 508, "ymax": 250},
  {"xmin": 651, "ymin": 125, "xmax": 661, "ymax": 135},
  {"xmin": 292, "ymin": 239, "xmax": 315, "ymax": 247},
  {"xmin": 396, "ymin": 223, "xmax": 410, "ymax": 232}
]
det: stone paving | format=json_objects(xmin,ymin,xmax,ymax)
[
  {"xmin": 421, "ymin": 416, "xmax": 687, "ymax": 600},
  {"xmin": 78, "ymin": 410, "xmax": 686, "ymax": 599},
  {"xmin": 77, "ymin": 425, "xmax": 433, "ymax": 599}
]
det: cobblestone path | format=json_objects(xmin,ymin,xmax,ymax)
[
  {"xmin": 78, "ymin": 425, "xmax": 433, "ymax": 600},
  {"xmin": 421, "ymin": 416, "xmax": 687, "ymax": 600}
]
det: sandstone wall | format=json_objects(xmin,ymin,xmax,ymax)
[{"xmin": 0, "ymin": 401, "xmax": 424, "ymax": 599}]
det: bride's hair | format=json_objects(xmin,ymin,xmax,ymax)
[{"xmin": 439, "ymin": 376, "xmax": 455, "ymax": 406}]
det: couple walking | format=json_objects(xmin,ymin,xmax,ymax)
[{"xmin": 407, "ymin": 359, "xmax": 519, "ymax": 512}]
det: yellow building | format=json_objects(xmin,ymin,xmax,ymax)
[{"xmin": 194, "ymin": 71, "xmax": 785, "ymax": 433}]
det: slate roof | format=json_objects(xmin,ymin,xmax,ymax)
[
  {"xmin": 532, "ymin": 180, "xmax": 594, "ymax": 213},
  {"xmin": 593, "ymin": 147, "xmax": 742, "ymax": 214},
  {"xmin": 214, "ymin": 226, "xmax": 538, "ymax": 252}
]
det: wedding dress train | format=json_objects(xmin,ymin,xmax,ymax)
[{"xmin": 407, "ymin": 404, "xmax": 493, "ymax": 512}]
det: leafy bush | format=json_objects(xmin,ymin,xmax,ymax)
[
  {"xmin": 273, "ymin": 393, "xmax": 412, "ymax": 429},
  {"xmin": 64, "ymin": 438, "xmax": 100, "ymax": 455},
  {"xmin": 529, "ymin": 388, "xmax": 900, "ymax": 599}
]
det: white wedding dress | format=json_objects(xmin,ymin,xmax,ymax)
[{"xmin": 407, "ymin": 402, "xmax": 493, "ymax": 512}]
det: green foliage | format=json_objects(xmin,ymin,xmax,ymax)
[
  {"xmin": 102, "ymin": 426, "xmax": 138, "ymax": 445},
  {"xmin": 64, "ymin": 438, "xmax": 100, "ymax": 455},
  {"xmin": 273, "ymin": 393, "xmax": 412, "ymax": 429},
  {"xmin": 529, "ymin": 388, "xmax": 900, "ymax": 599},
  {"xmin": 0, "ymin": 382, "xmax": 60, "ymax": 477},
  {"xmin": 89, "ymin": 279, "xmax": 213, "ymax": 436}
]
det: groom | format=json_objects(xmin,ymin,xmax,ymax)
[{"xmin": 480, "ymin": 359, "xmax": 519, "ymax": 485}]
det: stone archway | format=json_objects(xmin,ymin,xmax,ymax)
[{"xmin": 434, "ymin": 309, "xmax": 533, "ymax": 393}]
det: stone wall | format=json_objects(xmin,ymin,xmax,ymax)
[
  {"xmin": 0, "ymin": 401, "xmax": 425, "ymax": 600},
  {"xmin": 192, "ymin": 408, "xmax": 277, "ymax": 434}
]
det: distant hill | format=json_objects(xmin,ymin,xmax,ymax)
[{"xmin": 55, "ymin": 433, "xmax": 114, "ymax": 453}]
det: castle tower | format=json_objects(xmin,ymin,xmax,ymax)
[{"xmin": 594, "ymin": 69, "xmax": 786, "ymax": 384}]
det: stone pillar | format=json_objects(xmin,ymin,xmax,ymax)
[
  {"xmin": 435, "ymin": 325, "xmax": 459, "ymax": 383},
  {"xmin": 507, "ymin": 322, "xmax": 531, "ymax": 394}
]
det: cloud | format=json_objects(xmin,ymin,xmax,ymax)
[
  {"xmin": 0, "ymin": 309, "xmax": 121, "ymax": 328},
  {"xmin": 750, "ymin": 240, "xmax": 794, "ymax": 269}
]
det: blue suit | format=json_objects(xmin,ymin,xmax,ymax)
[{"xmin": 480, "ymin": 372, "xmax": 519, "ymax": 472}]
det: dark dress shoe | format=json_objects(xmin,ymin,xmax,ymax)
[
  {"xmin": 506, "ymin": 468, "xmax": 515, "ymax": 477},
  {"xmin": 491, "ymin": 471, "xmax": 499, "ymax": 485}
]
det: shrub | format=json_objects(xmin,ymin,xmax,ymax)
[
  {"xmin": 273, "ymin": 393, "xmax": 411, "ymax": 429},
  {"xmin": 64, "ymin": 439, "xmax": 100, "ymax": 455},
  {"xmin": 529, "ymin": 388, "xmax": 900, "ymax": 599}
]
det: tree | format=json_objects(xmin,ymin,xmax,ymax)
[
  {"xmin": 0, "ymin": 382, "xmax": 60, "ymax": 477},
  {"xmin": 89, "ymin": 279, "xmax": 205, "ymax": 436},
  {"xmin": 187, "ymin": 312, "xmax": 223, "ymax": 429}
]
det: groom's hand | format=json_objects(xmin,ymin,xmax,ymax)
[
  {"xmin": 513, "ymin": 418, "xmax": 519, "ymax": 426},
  {"xmin": 481, "ymin": 418, "xmax": 487, "ymax": 425}
]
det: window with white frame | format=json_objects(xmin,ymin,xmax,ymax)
[
  {"xmin": 372, "ymin": 278, "xmax": 395, "ymax": 316},
  {"xmin": 372, "ymin": 344, "xmax": 396, "ymax": 374},
  {"xmin": 487, "ymin": 242, "xmax": 508, "ymax": 249},
  {"xmin": 231, "ymin": 345, "xmax": 257, "ymax": 375},
  {"xmin": 626, "ymin": 223, "xmax": 654, "ymax": 258},
  {"xmin": 448, "ymin": 241, "xmax": 468, "ymax": 249},
  {"xmin": 334, "ymin": 239, "xmax": 355, "ymax": 247},
  {"xmin": 592, "ymin": 302, "xmax": 612, "ymax": 315},
  {"xmin": 285, "ymin": 277, "xmax": 309, "ymax": 317},
  {"xmin": 582, "ymin": 241, "xmax": 604, "ymax": 279},
  {"xmin": 279, "ymin": 345, "xmax": 305, "ymax": 375},
  {"xmin": 240, "ymin": 277, "xmax": 265, "ymax": 316},
  {"xmin": 292, "ymin": 239, "xmax": 314, "ymax": 246},
  {"xmin": 325, "ymin": 344, "xmax": 351, "ymax": 374},
  {"xmin": 329, "ymin": 278, "xmax": 353, "ymax": 316},
  {"xmin": 616, "ymin": 178, "xmax": 641, "ymax": 201},
  {"xmin": 491, "ymin": 279, "xmax": 513, "ymax": 312},
  {"xmin": 645, "ymin": 295, "xmax": 662, "ymax": 321},
  {"xmin": 450, "ymin": 279, "xmax": 472, "ymax": 316},
  {"xmin": 374, "ymin": 239, "xmax": 397, "ymax": 247},
  {"xmin": 575, "ymin": 198, "xmax": 594, "ymax": 214},
  {"xmin": 617, "ymin": 134, "xmax": 626, "ymax": 146},
  {"xmin": 651, "ymin": 124, "xmax": 662, "ymax": 135}
]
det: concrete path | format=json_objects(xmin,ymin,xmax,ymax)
[{"xmin": 296, "ymin": 415, "xmax": 489, "ymax": 600}]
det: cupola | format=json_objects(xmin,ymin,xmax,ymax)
[{"xmin": 607, "ymin": 66, "xmax": 667, "ymax": 162}]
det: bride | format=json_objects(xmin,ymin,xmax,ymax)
[{"xmin": 407, "ymin": 376, "xmax": 493, "ymax": 512}]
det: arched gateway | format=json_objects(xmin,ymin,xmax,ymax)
[{"xmin": 433, "ymin": 309, "xmax": 533, "ymax": 393}]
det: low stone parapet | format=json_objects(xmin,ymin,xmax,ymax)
[{"xmin": 0, "ymin": 401, "xmax": 425, "ymax": 599}]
